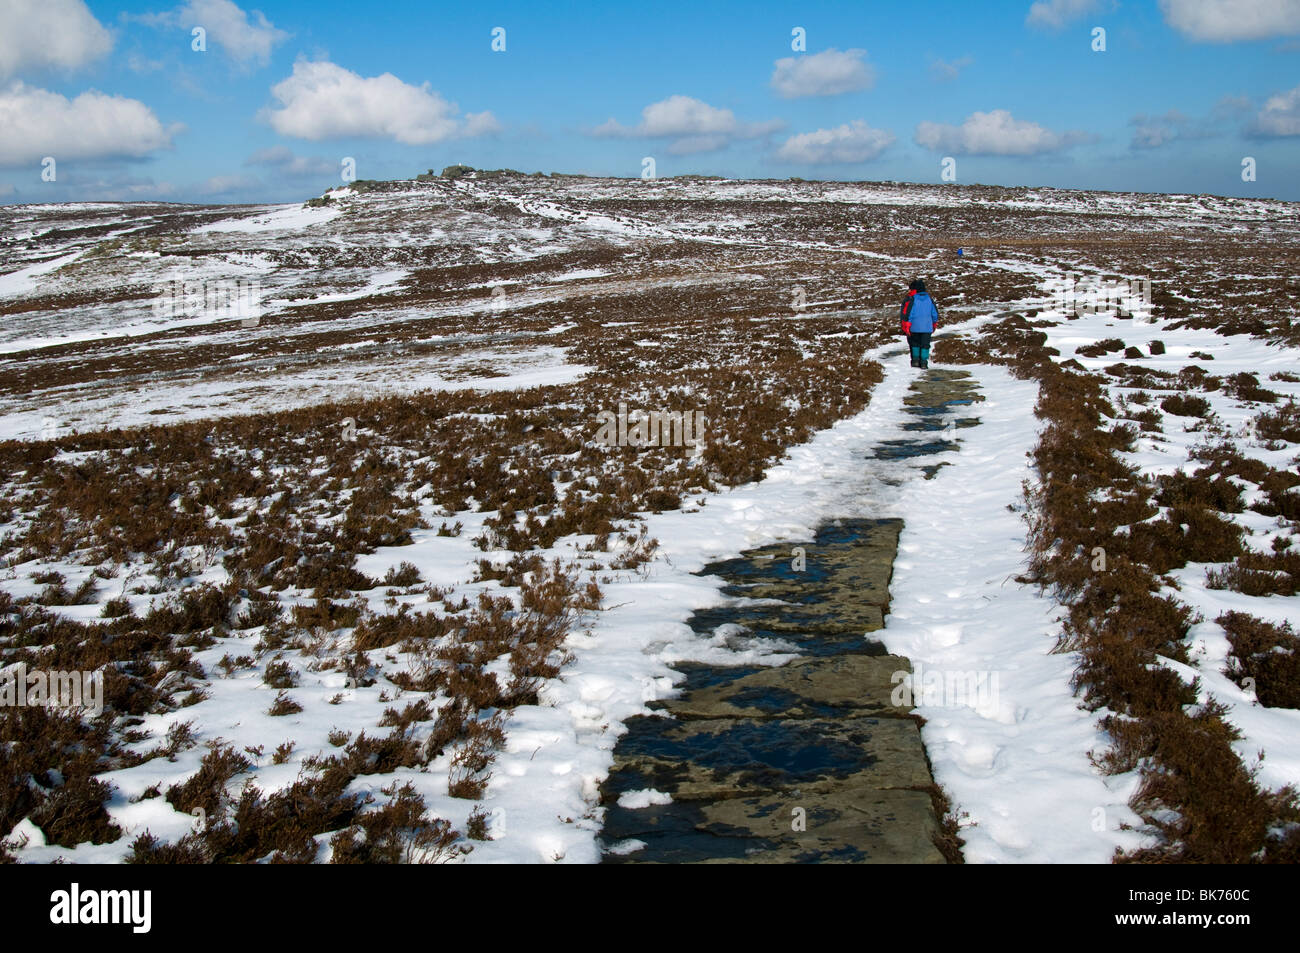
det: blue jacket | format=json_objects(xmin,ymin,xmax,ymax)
[{"xmin": 902, "ymin": 292, "xmax": 938, "ymax": 333}]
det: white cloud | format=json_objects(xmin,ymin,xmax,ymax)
[
  {"xmin": 1159, "ymin": 0, "xmax": 1300, "ymax": 42},
  {"xmin": 930, "ymin": 55, "xmax": 973, "ymax": 81},
  {"xmin": 1213, "ymin": 93, "xmax": 1254, "ymax": 117},
  {"xmin": 636, "ymin": 96, "xmax": 762, "ymax": 136},
  {"xmin": 143, "ymin": 1, "xmax": 288, "ymax": 68},
  {"xmin": 186, "ymin": 1, "xmax": 287, "ymax": 65},
  {"xmin": 245, "ymin": 145, "xmax": 335, "ymax": 176},
  {"xmin": 0, "ymin": 0, "xmax": 112, "ymax": 80},
  {"xmin": 1129, "ymin": 109, "xmax": 1191, "ymax": 148},
  {"xmin": 770, "ymin": 49, "xmax": 875, "ymax": 99},
  {"xmin": 1253, "ymin": 84, "xmax": 1300, "ymax": 135},
  {"xmin": 0, "ymin": 82, "xmax": 177, "ymax": 166},
  {"xmin": 776, "ymin": 121, "xmax": 895, "ymax": 163},
  {"xmin": 914, "ymin": 109, "xmax": 1085, "ymax": 155},
  {"xmin": 265, "ymin": 60, "xmax": 501, "ymax": 144},
  {"xmin": 1026, "ymin": 0, "xmax": 1110, "ymax": 29},
  {"xmin": 591, "ymin": 95, "xmax": 783, "ymax": 154}
]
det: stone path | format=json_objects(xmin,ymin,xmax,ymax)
[{"xmin": 599, "ymin": 368, "xmax": 985, "ymax": 863}]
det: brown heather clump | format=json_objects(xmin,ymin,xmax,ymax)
[
  {"xmin": 1125, "ymin": 505, "xmax": 1244, "ymax": 573},
  {"xmin": 1106, "ymin": 703, "xmax": 1300, "ymax": 864},
  {"xmin": 352, "ymin": 603, "xmax": 453, "ymax": 652},
  {"xmin": 1077, "ymin": 338, "xmax": 1126, "ymax": 358},
  {"xmin": 166, "ymin": 744, "xmax": 253, "ymax": 819},
  {"xmin": 1254, "ymin": 399, "xmax": 1300, "ymax": 443},
  {"xmin": 1207, "ymin": 552, "xmax": 1299, "ymax": 598},
  {"xmin": 1223, "ymin": 372, "xmax": 1279, "ymax": 404},
  {"xmin": 0, "ymin": 706, "xmax": 122, "ymax": 848},
  {"xmin": 1191, "ymin": 442, "xmax": 1300, "ymax": 521},
  {"xmin": 328, "ymin": 782, "xmax": 463, "ymax": 864},
  {"xmin": 1218, "ymin": 612, "xmax": 1300, "ymax": 709},
  {"xmin": 267, "ymin": 692, "xmax": 303, "ymax": 716},
  {"xmin": 131, "ymin": 727, "xmax": 457, "ymax": 864},
  {"xmin": 1160, "ymin": 393, "xmax": 1212, "ymax": 418}
]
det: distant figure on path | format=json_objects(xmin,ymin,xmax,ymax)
[{"xmin": 899, "ymin": 279, "xmax": 939, "ymax": 369}]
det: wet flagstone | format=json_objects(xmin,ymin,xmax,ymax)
[{"xmin": 599, "ymin": 370, "xmax": 981, "ymax": 864}]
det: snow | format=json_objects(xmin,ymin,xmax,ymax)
[
  {"xmin": 616, "ymin": 789, "xmax": 672, "ymax": 808},
  {"xmin": 0, "ymin": 345, "xmax": 591, "ymax": 442},
  {"xmin": 1, "ymin": 308, "xmax": 235, "ymax": 355},
  {"xmin": 271, "ymin": 269, "xmax": 409, "ymax": 308},
  {"xmin": 0, "ymin": 250, "xmax": 85, "ymax": 297},
  {"xmin": 545, "ymin": 269, "xmax": 608, "ymax": 283},
  {"xmin": 874, "ymin": 361, "xmax": 1143, "ymax": 861},
  {"xmin": 192, "ymin": 202, "xmax": 341, "ymax": 234}
]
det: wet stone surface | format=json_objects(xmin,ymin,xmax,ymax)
[{"xmin": 599, "ymin": 369, "xmax": 981, "ymax": 864}]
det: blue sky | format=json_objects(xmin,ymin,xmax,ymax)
[{"xmin": 2, "ymin": 0, "xmax": 1298, "ymax": 204}]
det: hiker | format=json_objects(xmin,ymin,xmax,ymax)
[{"xmin": 900, "ymin": 279, "xmax": 939, "ymax": 369}]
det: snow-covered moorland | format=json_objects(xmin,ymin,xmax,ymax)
[{"xmin": 1, "ymin": 171, "xmax": 1297, "ymax": 862}]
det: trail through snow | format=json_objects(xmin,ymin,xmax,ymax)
[{"xmin": 466, "ymin": 318, "xmax": 1142, "ymax": 863}]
